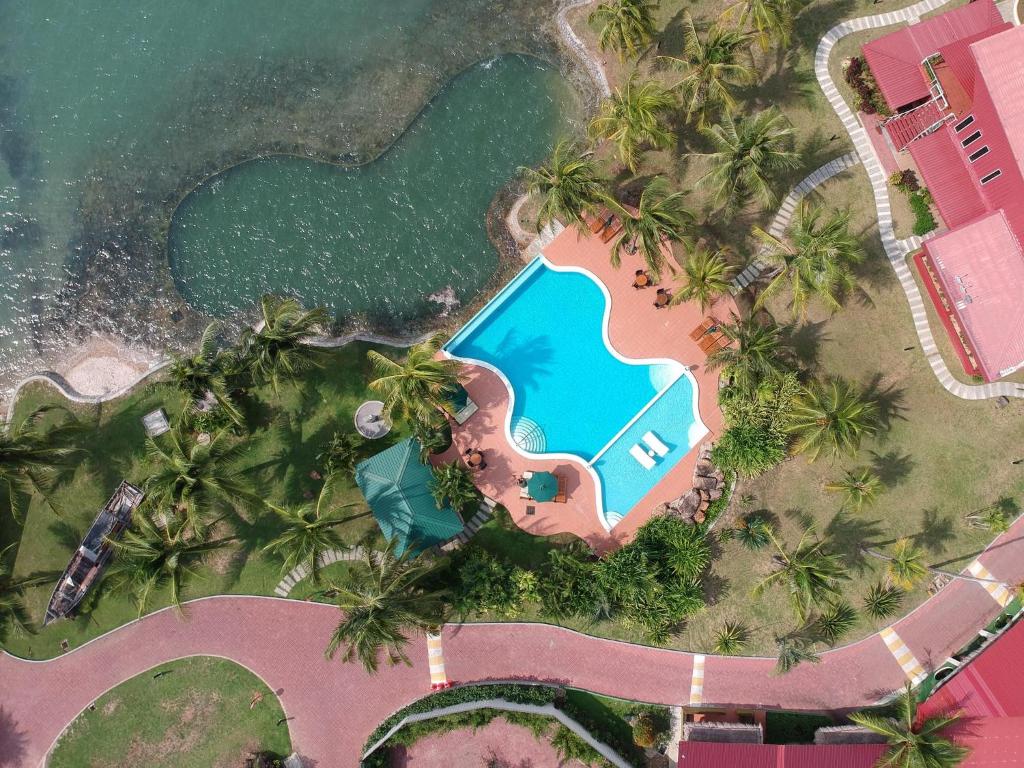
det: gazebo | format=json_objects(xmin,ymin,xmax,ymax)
[{"xmin": 354, "ymin": 438, "xmax": 465, "ymax": 555}]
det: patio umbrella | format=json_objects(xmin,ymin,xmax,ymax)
[{"xmin": 527, "ymin": 471, "xmax": 558, "ymax": 502}]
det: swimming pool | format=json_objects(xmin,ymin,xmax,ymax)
[{"xmin": 444, "ymin": 257, "xmax": 707, "ymax": 529}]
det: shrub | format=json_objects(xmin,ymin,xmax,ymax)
[
  {"xmin": 888, "ymin": 168, "xmax": 920, "ymax": 193},
  {"xmin": 429, "ymin": 461, "xmax": 480, "ymax": 516},
  {"xmin": 452, "ymin": 548, "xmax": 531, "ymax": 618},
  {"xmin": 863, "ymin": 582, "xmax": 905, "ymax": 619},
  {"xmin": 843, "ymin": 56, "xmax": 891, "ymax": 115},
  {"xmin": 909, "ymin": 190, "xmax": 937, "ymax": 235},
  {"xmin": 713, "ymin": 423, "xmax": 787, "ymax": 477},
  {"xmin": 733, "ymin": 512, "xmax": 774, "ymax": 550},
  {"xmin": 814, "ymin": 600, "xmax": 858, "ymax": 645},
  {"xmin": 539, "ymin": 546, "xmax": 608, "ymax": 621},
  {"xmin": 632, "ymin": 711, "xmax": 658, "ymax": 748},
  {"xmin": 713, "ymin": 621, "xmax": 749, "ymax": 655},
  {"xmin": 551, "ymin": 726, "xmax": 607, "ymax": 766},
  {"xmin": 316, "ymin": 430, "xmax": 364, "ymax": 476}
]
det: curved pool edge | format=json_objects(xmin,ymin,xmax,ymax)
[{"xmin": 442, "ymin": 254, "xmax": 710, "ymax": 532}]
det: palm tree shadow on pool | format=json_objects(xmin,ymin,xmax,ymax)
[{"xmin": 490, "ymin": 329, "xmax": 555, "ymax": 392}]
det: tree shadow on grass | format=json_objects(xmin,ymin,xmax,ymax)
[
  {"xmin": 781, "ymin": 320, "xmax": 830, "ymax": 372},
  {"xmin": 783, "ymin": 508, "xmax": 816, "ymax": 531},
  {"xmin": 868, "ymin": 449, "xmax": 915, "ymax": 488},
  {"xmin": 793, "ymin": 0, "xmax": 856, "ymax": 53},
  {"xmin": 824, "ymin": 510, "xmax": 885, "ymax": 573},
  {"xmin": 912, "ymin": 508, "xmax": 955, "ymax": 554},
  {"xmin": 863, "ymin": 373, "xmax": 907, "ymax": 431}
]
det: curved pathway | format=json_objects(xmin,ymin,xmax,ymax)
[
  {"xmin": 4, "ymin": 513, "xmax": 1023, "ymax": 768},
  {"xmin": 813, "ymin": 0, "xmax": 1024, "ymax": 400}
]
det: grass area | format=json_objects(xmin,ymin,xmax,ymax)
[
  {"xmin": 764, "ymin": 710, "xmax": 835, "ymax": 744},
  {"xmin": 563, "ymin": 689, "xmax": 670, "ymax": 750},
  {"xmin": 2, "ymin": 343, "xmax": 397, "ymax": 658},
  {"xmin": 49, "ymin": 656, "xmax": 291, "ymax": 768}
]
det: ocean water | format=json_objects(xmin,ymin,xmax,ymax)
[{"xmin": 0, "ymin": 0, "xmax": 579, "ymax": 390}]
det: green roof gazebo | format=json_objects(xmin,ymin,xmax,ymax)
[{"xmin": 355, "ymin": 438, "xmax": 465, "ymax": 555}]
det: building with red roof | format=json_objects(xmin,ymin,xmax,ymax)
[
  {"xmin": 676, "ymin": 743, "xmax": 886, "ymax": 767},
  {"xmin": 861, "ymin": 2, "xmax": 1024, "ymax": 381}
]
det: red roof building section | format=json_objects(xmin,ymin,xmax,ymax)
[
  {"xmin": 861, "ymin": 0, "xmax": 1005, "ymax": 110},
  {"xmin": 861, "ymin": 7, "xmax": 1024, "ymax": 381},
  {"xmin": 676, "ymin": 743, "xmax": 886, "ymax": 767}
]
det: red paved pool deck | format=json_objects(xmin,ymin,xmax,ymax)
[{"xmin": 434, "ymin": 227, "xmax": 734, "ymax": 552}]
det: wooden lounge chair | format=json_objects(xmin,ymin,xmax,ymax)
[
  {"xmin": 600, "ymin": 215, "xmax": 624, "ymax": 243},
  {"xmin": 689, "ymin": 318, "xmax": 714, "ymax": 342},
  {"xmin": 583, "ymin": 209, "xmax": 609, "ymax": 235},
  {"xmin": 698, "ymin": 334, "xmax": 719, "ymax": 353},
  {"xmin": 554, "ymin": 474, "xmax": 567, "ymax": 503}
]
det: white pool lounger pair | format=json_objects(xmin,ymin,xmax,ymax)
[{"xmin": 629, "ymin": 431, "xmax": 670, "ymax": 470}]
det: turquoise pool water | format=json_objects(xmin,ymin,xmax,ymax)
[{"xmin": 445, "ymin": 258, "xmax": 707, "ymax": 527}]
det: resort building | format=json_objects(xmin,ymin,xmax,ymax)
[{"xmin": 862, "ymin": 1, "xmax": 1024, "ymax": 381}]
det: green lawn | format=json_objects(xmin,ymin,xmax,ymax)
[
  {"xmin": 2, "ymin": 343, "xmax": 397, "ymax": 658},
  {"xmin": 49, "ymin": 656, "xmax": 291, "ymax": 768}
]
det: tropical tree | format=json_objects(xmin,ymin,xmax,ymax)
[
  {"xmin": 733, "ymin": 511, "xmax": 774, "ymax": 549},
  {"xmin": 863, "ymin": 581, "xmax": 905, "ymax": 620},
  {"xmin": 814, "ymin": 600, "xmax": 857, "ymax": 645},
  {"xmin": 367, "ymin": 334, "xmax": 463, "ymax": 427},
  {"xmin": 825, "ymin": 467, "xmax": 883, "ymax": 512},
  {"xmin": 589, "ymin": 0, "xmax": 659, "ymax": 61},
  {"xmin": 589, "ymin": 76, "xmax": 676, "ymax": 172},
  {"xmin": 698, "ymin": 108, "xmax": 797, "ymax": 212},
  {"xmin": 754, "ymin": 204, "xmax": 864, "ymax": 319},
  {"xmin": 142, "ymin": 420, "xmax": 264, "ymax": 540},
  {"xmin": 663, "ymin": 15, "xmax": 754, "ymax": 127},
  {"xmin": 788, "ymin": 379, "xmax": 879, "ymax": 462},
  {"xmin": 238, "ymin": 295, "xmax": 329, "ymax": 392},
  {"xmin": 670, "ymin": 247, "xmax": 734, "ymax": 311},
  {"xmin": 263, "ymin": 474, "xmax": 370, "ymax": 583},
  {"xmin": 0, "ymin": 405, "xmax": 80, "ymax": 522},
  {"xmin": 105, "ymin": 515, "xmax": 236, "ymax": 615},
  {"xmin": 612, "ymin": 178, "xmax": 695, "ymax": 278},
  {"xmin": 168, "ymin": 322, "xmax": 245, "ymax": 427},
  {"xmin": 774, "ymin": 632, "xmax": 821, "ymax": 674},
  {"xmin": 429, "ymin": 462, "xmax": 480, "ymax": 517},
  {"xmin": 705, "ymin": 315, "xmax": 786, "ymax": 392},
  {"xmin": 849, "ymin": 684, "xmax": 970, "ymax": 768},
  {"xmin": 324, "ymin": 540, "xmax": 447, "ymax": 673},
  {"xmin": 754, "ymin": 527, "xmax": 848, "ymax": 621},
  {"xmin": 723, "ymin": 0, "xmax": 800, "ymax": 51},
  {"xmin": 714, "ymin": 621, "xmax": 749, "ymax": 655},
  {"xmin": 882, "ymin": 538, "xmax": 929, "ymax": 590},
  {"xmin": 519, "ymin": 140, "xmax": 608, "ymax": 231},
  {"xmin": 316, "ymin": 431, "xmax": 365, "ymax": 478}
]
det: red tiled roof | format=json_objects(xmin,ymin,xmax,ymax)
[
  {"xmin": 923, "ymin": 210, "xmax": 1024, "ymax": 381},
  {"xmin": 935, "ymin": 24, "xmax": 1012, "ymax": 102},
  {"xmin": 907, "ymin": 124, "xmax": 987, "ymax": 229},
  {"xmin": 676, "ymin": 743, "xmax": 886, "ymax": 767}
]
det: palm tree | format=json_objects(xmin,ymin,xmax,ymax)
[
  {"xmin": 733, "ymin": 512, "xmax": 774, "ymax": 550},
  {"xmin": 863, "ymin": 581, "xmax": 904, "ymax": 620},
  {"xmin": 814, "ymin": 600, "xmax": 857, "ymax": 645},
  {"xmin": 168, "ymin": 322, "xmax": 245, "ymax": 427},
  {"xmin": 788, "ymin": 379, "xmax": 879, "ymax": 462},
  {"xmin": 705, "ymin": 315, "xmax": 786, "ymax": 392},
  {"xmin": 105, "ymin": 515, "xmax": 236, "ymax": 615},
  {"xmin": 849, "ymin": 684, "xmax": 970, "ymax": 768},
  {"xmin": 825, "ymin": 468, "xmax": 883, "ymax": 511},
  {"xmin": 429, "ymin": 462, "xmax": 479, "ymax": 517},
  {"xmin": 723, "ymin": 0, "xmax": 800, "ymax": 51},
  {"xmin": 774, "ymin": 632, "xmax": 821, "ymax": 674},
  {"xmin": 589, "ymin": 0, "xmax": 658, "ymax": 61},
  {"xmin": 263, "ymin": 474, "xmax": 370, "ymax": 583},
  {"xmin": 0, "ymin": 405, "xmax": 80, "ymax": 522},
  {"xmin": 754, "ymin": 204, "xmax": 864, "ymax": 319},
  {"xmin": 238, "ymin": 295, "xmax": 329, "ymax": 392},
  {"xmin": 520, "ymin": 141, "xmax": 608, "ymax": 232},
  {"xmin": 754, "ymin": 527, "xmax": 848, "ymax": 621},
  {"xmin": 612, "ymin": 178, "xmax": 695, "ymax": 278},
  {"xmin": 698, "ymin": 108, "xmax": 797, "ymax": 212},
  {"xmin": 670, "ymin": 247, "xmax": 734, "ymax": 311},
  {"xmin": 663, "ymin": 16, "xmax": 754, "ymax": 127},
  {"xmin": 883, "ymin": 538, "xmax": 929, "ymax": 590},
  {"xmin": 589, "ymin": 76, "xmax": 676, "ymax": 172},
  {"xmin": 142, "ymin": 420, "xmax": 264, "ymax": 540},
  {"xmin": 325, "ymin": 540, "xmax": 447, "ymax": 673},
  {"xmin": 713, "ymin": 620, "xmax": 749, "ymax": 654},
  {"xmin": 367, "ymin": 334, "xmax": 463, "ymax": 427}
]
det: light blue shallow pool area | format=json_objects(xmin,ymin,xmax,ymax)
[{"xmin": 445, "ymin": 257, "xmax": 707, "ymax": 528}]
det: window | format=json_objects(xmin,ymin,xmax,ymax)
[
  {"xmin": 968, "ymin": 146, "xmax": 990, "ymax": 162},
  {"xmin": 961, "ymin": 130, "xmax": 982, "ymax": 147},
  {"xmin": 980, "ymin": 169, "xmax": 1002, "ymax": 184},
  {"xmin": 954, "ymin": 115, "xmax": 975, "ymax": 132}
]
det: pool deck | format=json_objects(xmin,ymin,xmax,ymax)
[{"xmin": 434, "ymin": 226, "xmax": 734, "ymax": 552}]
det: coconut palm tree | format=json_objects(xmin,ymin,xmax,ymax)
[
  {"xmin": 142, "ymin": 420, "xmax": 264, "ymax": 540},
  {"xmin": 324, "ymin": 539, "xmax": 447, "ymax": 673},
  {"xmin": 670, "ymin": 247, "xmax": 734, "ymax": 311},
  {"xmin": 589, "ymin": 0, "xmax": 659, "ymax": 61},
  {"xmin": 238, "ymin": 295, "xmax": 329, "ymax": 393},
  {"xmin": 367, "ymin": 334, "xmax": 463, "ymax": 427},
  {"xmin": 612, "ymin": 178, "xmax": 695, "ymax": 278},
  {"xmin": 754, "ymin": 527, "xmax": 848, "ymax": 621},
  {"xmin": 662, "ymin": 15, "xmax": 755, "ymax": 127},
  {"xmin": 168, "ymin": 322, "xmax": 245, "ymax": 427},
  {"xmin": 882, "ymin": 538, "xmax": 929, "ymax": 590},
  {"xmin": 698, "ymin": 108, "xmax": 798, "ymax": 212},
  {"xmin": 825, "ymin": 467, "xmax": 883, "ymax": 511},
  {"xmin": 774, "ymin": 632, "xmax": 821, "ymax": 674},
  {"xmin": 713, "ymin": 620, "xmax": 749, "ymax": 654},
  {"xmin": 0, "ymin": 405, "xmax": 81, "ymax": 522},
  {"xmin": 429, "ymin": 462, "xmax": 479, "ymax": 517},
  {"xmin": 705, "ymin": 315, "xmax": 786, "ymax": 392},
  {"xmin": 263, "ymin": 474, "xmax": 371, "ymax": 583},
  {"xmin": 723, "ymin": 0, "xmax": 800, "ymax": 51},
  {"xmin": 788, "ymin": 379, "xmax": 879, "ymax": 462},
  {"xmin": 849, "ymin": 684, "xmax": 970, "ymax": 768},
  {"xmin": 589, "ymin": 76, "xmax": 676, "ymax": 172},
  {"xmin": 754, "ymin": 203, "xmax": 864, "ymax": 319},
  {"xmin": 105, "ymin": 515, "xmax": 237, "ymax": 615},
  {"xmin": 519, "ymin": 140, "xmax": 608, "ymax": 232}
]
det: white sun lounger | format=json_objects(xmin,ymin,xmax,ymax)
[
  {"xmin": 642, "ymin": 431, "xmax": 670, "ymax": 457},
  {"xmin": 629, "ymin": 444, "xmax": 656, "ymax": 470}
]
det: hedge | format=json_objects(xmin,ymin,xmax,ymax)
[{"xmin": 909, "ymin": 190, "xmax": 937, "ymax": 235}]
